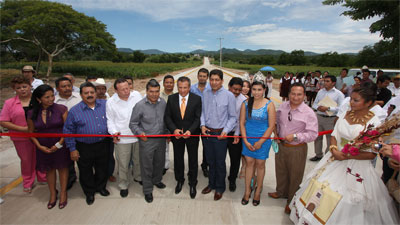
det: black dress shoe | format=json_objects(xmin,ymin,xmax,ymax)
[
  {"xmin": 86, "ymin": 195, "xmax": 95, "ymax": 205},
  {"xmin": 144, "ymin": 193, "xmax": 153, "ymax": 203},
  {"xmin": 120, "ymin": 189, "xmax": 128, "ymax": 198},
  {"xmin": 66, "ymin": 178, "xmax": 76, "ymax": 190},
  {"xmin": 202, "ymin": 168, "xmax": 209, "ymax": 178},
  {"xmin": 97, "ymin": 189, "xmax": 110, "ymax": 196},
  {"xmin": 175, "ymin": 182, "xmax": 184, "ymax": 194},
  {"xmin": 154, "ymin": 182, "xmax": 166, "ymax": 189},
  {"xmin": 134, "ymin": 179, "xmax": 143, "ymax": 186},
  {"xmin": 190, "ymin": 186, "xmax": 197, "ymax": 199},
  {"xmin": 309, "ymin": 156, "xmax": 322, "ymax": 161},
  {"xmin": 229, "ymin": 181, "xmax": 236, "ymax": 192}
]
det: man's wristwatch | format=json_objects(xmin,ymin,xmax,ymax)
[{"xmin": 293, "ymin": 134, "xmax": 298, "ymax": 141}]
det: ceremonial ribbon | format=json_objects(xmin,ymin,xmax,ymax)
[{"xmin": 0, "ymin": 130, "xmax": 333, "ymax": 139}]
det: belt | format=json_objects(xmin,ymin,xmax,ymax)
[
  {"xmin": 282, "ymin": 143, "xmax": 306, "ymax": 147},
  {"xmin": 318, "ymin": 114, "xmax": 336, "ymax": 118},
  {"xmin": 207, "ymin": 127, "xmax": 223, "ymax": 133}
]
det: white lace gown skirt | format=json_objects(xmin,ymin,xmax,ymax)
[{"xmin": 289, "ymin": 152, "xmax": 400, "ymax": 225}]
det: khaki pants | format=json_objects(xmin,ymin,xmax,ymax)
[
  {"xmin": 115, "ymin": 142, "xmax": 141, "ymax": 190},
  {"xmin": 275, "ymin": 143, "xmax": 307, "ymax": 204},
  {"xmin": 314, "ymin": 114, "xmax": 336, "ymax": 158}
]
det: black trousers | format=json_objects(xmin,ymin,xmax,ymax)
[
  {"xmin": 76, "ymin": 140, "xmax": 109, "ymax": 196},
  {"xmin": 382, "ymin": 156, "xmax": 394, "ymax": 184},
  {"xmin": 68, "ymin": 162, "xmax": 77, "ymax": 183},
  {"xmin": 227, "ymin": 132, "xmax": 242, "ymax": 182},
  {"xmin": 172, "ymin": 137, "xmax": 199, "ymax": 186},
  {"xmin": 200, "ymin": 136, "xmax": 208, "ymax": 170},
  {"xmin": 106, "ymin": 137, "xmax": 115, "ymax": 177}
]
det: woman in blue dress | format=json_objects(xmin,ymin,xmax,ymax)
[{"xmin": 240, "ymin": 81, "xmax": 276, "ymax": 206}]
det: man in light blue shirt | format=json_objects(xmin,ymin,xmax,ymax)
[
  {"xmin": 200, "ymin": 69, "xmax": 236, "ymax": 201},
  {"xmin": 190, "ymin": 68, "xmax": 211, "ymax": 178}
]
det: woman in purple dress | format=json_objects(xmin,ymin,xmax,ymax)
[{"xmin": 27, "ymin": 84, "xmax": 71, "ymax": 209}]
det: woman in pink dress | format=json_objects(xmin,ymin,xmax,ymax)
[{"xmin": 0, "ymin": 76, "xmax": 46, "ymax": 193}]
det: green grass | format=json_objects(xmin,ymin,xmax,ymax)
[
  {"xmin": 219, "ymin": 61, "xmax": 345, "ymax": 77},
  {"xmin": 1, "ymin": 61, "xmax": 202, "ymax": 79}
]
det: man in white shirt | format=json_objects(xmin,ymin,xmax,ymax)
[
  {"xmin": 54, "ymin": 77, "xmax": 82, "ymax": 110},
  {"xmin": 54, "ymin": 77, "xmax": 82, "ymax": 190},
  {"xmin": 310, "ymin": 75, "xmax": 345, "ymax": 161},
  {"xmin": 54, "ymin": 73, "xmax": 80, "ymax": 96},
  {"xmin": 388, "ymin": 74, "xmax": 400, "ymax": 97},
  {"xmin": 107, "ymin": 78, "xmax": 143, "ymax": 198},
  {"xmin": 22, "ymin": 65, "xmax": 43, "ymax": 91}
]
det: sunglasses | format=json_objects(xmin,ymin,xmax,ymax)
[{"xmin": 288, "ymin": 111, "xmax": 292, "ymax": 121}]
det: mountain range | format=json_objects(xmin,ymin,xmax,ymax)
[{"xmin": 117, "ymin": 47, "xmax": 357, "ymax": 56}]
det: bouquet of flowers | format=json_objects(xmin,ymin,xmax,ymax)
[{"xmin": 341, "ymin": 112, "xmax": 400, "ymax": 156}]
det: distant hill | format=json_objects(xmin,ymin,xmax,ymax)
[
  {"xmin": 190, "ymin": 48, "xmax": 324, "ymax": 56},
  {"xmin": 118, "ymin": 47, "xmax": 357, "ymax": 56},
  {"xmin": 140, "ymin": 49, "xmax": 166, "ymax": 55},
  {"xmin": 117, "ymin": 48, "xmax": 166, "ymax": 55},
  {"xmin": 118, "ymin": 48, "xmax": 134, "ymax": 53}
]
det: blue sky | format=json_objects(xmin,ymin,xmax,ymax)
[{"xmin": 54, "ymin": 0, "xmax": 382, "ymax": 53}]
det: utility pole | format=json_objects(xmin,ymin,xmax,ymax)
[{"xmin": 217, "ymin": 37, "xmax": 224, "ymax": 67}]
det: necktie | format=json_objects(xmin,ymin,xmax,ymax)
[{"xmin": 180, "ymin": 97, "xmax": 186, "ymax": 119}]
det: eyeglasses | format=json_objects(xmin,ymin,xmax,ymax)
[{"xmin": 288, "ymin": 111, "xmax": 292, "ymax": 121}]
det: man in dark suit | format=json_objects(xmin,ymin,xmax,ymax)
[{"xmin": 164, "ymin": 76, "xmax": 202, "ymax": 199}]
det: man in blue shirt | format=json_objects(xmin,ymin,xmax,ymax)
[
  {"xmin": 200, "ymin": 69, "xmax": 236, "ymax": 201},
  {"xmin": 63, "ymin": 82, "xmax": 110, "ymax": 205},
  {"xmin": 190, "ymin": 68, "xmax": 211, "ymax": 178}
]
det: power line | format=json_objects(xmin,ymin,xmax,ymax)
[{"xmin": 217, "ymin": 37, "xmax": 224, "ymax": 67}]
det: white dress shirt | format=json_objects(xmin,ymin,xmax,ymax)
[
  {"xmin": 106, "ymin": 90, "xmax": 143, "ymax": 144},
  {"xmin": 312, "ymin": 87, "xmax": 345, "ymax": 116},
  {"xmin": 179, "ymin": 93, "xmax": 189, "ymax": 107},
  {"xmin": 388, "ymin": 83, "xmax": 400, "ymax": 97},
  {"xmin": 55, "ymin": 92, "xmax": 82, "ymax": 110},
  {"xmin": 31, "ymin": 78, "xmax": 44, "ymax": 91},
  {"xmin": 383, "ymin": 95, "xmax": 400, "ymax": 114}
]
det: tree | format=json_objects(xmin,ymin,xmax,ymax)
[
  {"xmin": 1, "ymin": 0, "xmax": 116, "ymax": 79},
  {"xmin": 277, "ymin": 52, "xmax": 290, "ymax": 65},
  {"xmin": 132, "ymin": 51, "xmax": 146, "ymax": 63},
  {"xmin": 323, "ymin": 0, "xmax": 399, "ymax": 45},
  {"xmin": 290, "ymin": 50, "xmax": 306, "ymax": 65},
  {"xmin": 356, "ymin": 40, "xmax": 399, "ymax": 68}
]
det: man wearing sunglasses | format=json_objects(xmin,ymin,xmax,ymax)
[{"xmin": 268, "ymin": 83, "xmax": 318, "ymax": 214}]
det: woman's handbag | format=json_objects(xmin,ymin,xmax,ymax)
[{"xmin": 272, "ymin": 140, "xmax": 279, "ymax": 153}]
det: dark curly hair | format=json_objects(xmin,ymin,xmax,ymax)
[{"xmin": 29, "ymin": 84, "xmax": 54, "ymax": 120}]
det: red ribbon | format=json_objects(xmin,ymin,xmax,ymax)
[{"xmin": 0, "ymin": 130, "xmax": 333, "ymax": 139}]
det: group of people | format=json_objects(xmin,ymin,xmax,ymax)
[{"xmin": 1, "ymin": 65, "xmax": 399, "ymax": 224}]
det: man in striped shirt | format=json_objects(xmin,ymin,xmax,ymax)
[{"xmin": 63, "ymin": 82, "xmax": 110, "ymax": 206}]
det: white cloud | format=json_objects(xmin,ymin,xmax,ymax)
[
  {"xmin": 240, "ymin": 27, "xmax": 381, "ymax": 53},
  {"xmin": 261, "ymin": 0, "xmax": 308, "ymax": 9},
  {"xmin": 331, "ymin": 16, "xmax": 379, "ymax": 34},
  {"xmin": 55, "ymin": 0, "xmax": 257, "ymax": 22},
  {"xmin": 226, "ymin": 24, "xmax": 276, "ymax": 33},
  {"xmin": 189, "ymin": 44, "xmax": 206, "ymax": 50},
  {"xmin": 197, "ymin": 39, "xmax": 206, "ymax": 42}
]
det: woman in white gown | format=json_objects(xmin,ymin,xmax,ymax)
[{"xmin": 289, "ymin": 83, "xmax": 399, "ymax": 225}]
